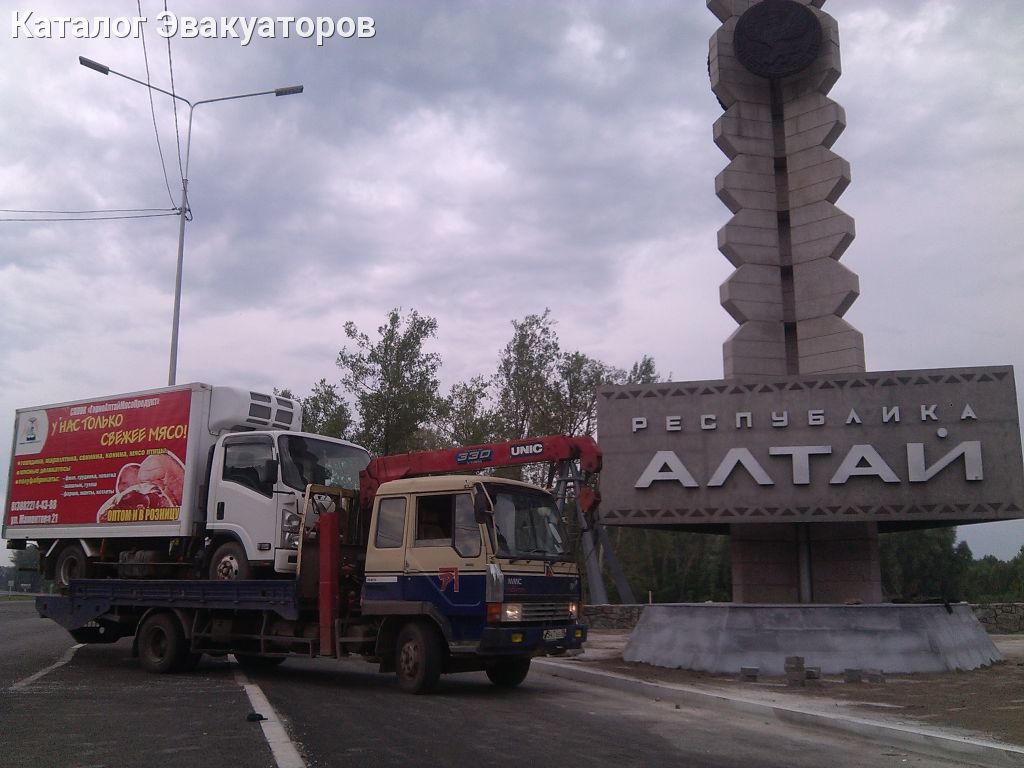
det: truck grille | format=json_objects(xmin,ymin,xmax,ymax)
[{"xmin": 521, "ymin": 602, "xmax": 572, "ymax": 623}]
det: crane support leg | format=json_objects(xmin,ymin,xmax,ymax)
[{"xmin": 552, "ymin": 462, "xmax": 635, "ymax": 605}]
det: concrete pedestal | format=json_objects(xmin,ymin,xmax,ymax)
[
  {"xmin": 623, "ymin": 603, "xmax": 1001, "ymax": 675},
  {"xmin": 731, "ymin": 522, "xmax": 883, "ymax": 604}
]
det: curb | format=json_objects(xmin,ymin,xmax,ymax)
[{"xmin": 534, "ymin": 659, "xmax": 1024, "ymax": 768}]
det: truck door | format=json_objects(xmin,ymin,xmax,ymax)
[
  {"xmin": 403, "ymin": 492, "xmax": 485, "ymax": 639},
  {"xmin": 211, "ymin": 435, "xmax": 278, "ymax": 564}
]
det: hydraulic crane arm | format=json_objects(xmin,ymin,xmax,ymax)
[{"xmin": 359, "ymin": 434, "xmax": 601, "ymax": 506}]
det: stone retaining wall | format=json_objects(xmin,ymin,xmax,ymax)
[
  {"xmin": 584, "ymin": 603, "xmax": 1024, "ymax": 634},
  {"xmin": 972, "ymin": 603, "xmax": 1024, "ymax": 634},
  {"xmin": 585, "ymin": 603, "xmax": 645, "ymax": 630}
]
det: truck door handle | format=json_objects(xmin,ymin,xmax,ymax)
[{"xmin": 216, "ymin": 502, "xmax": 225, "ymax": 520}]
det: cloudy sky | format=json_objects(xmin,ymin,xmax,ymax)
[{"xmin": 2, "ymin": 1, "xmax": 1022, "ymax": 560}]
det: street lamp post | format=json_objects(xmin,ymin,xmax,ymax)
[{"xmin": 78, "ymin": 56, "xmax": 303, "ymax": 385}]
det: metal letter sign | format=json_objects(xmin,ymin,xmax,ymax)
[{"xmin": 596, "ymin": 366, "xmax": 1023, "ymax": 528}]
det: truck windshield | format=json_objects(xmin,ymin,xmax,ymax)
[
  {"xmin": 486, "ymin": 484, "xmax": 570, "ymax": 561},
  {"xmin": 279, "ymin": 435, "xmax": 370, "ymax": 492}
]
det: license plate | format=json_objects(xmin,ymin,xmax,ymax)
[{"xmin": 543, "ymin": 628, "xmax": 566, "ymax": 641}]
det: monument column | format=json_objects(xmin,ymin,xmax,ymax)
[{"xmin": 709, "ymin": 0, "xmax": 879, "ymax": 603}]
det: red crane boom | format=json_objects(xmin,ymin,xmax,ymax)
[{"xmin": 359, "ymin": 434, "xmax": 601, "ymax": 509}]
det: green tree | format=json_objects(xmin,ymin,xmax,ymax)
[
  {"xmin": 492, "ymin": 310, "xmax": 634, "ymax": 440},
  {"xmin": 961, "ymin": 545, "xmax": 1024, "ymax": 602},
  {"xmin": 550, "ymin": 352, "xmax": 624, "ymax": 437},
  {"xmin": 494, "ymin": 309, "xmax": 561, "ymax": 439},
  {"xmin": 436, "ymin": 376, "xmax": 495, "ymax": 447},
  {"xmin": 277, "ymin": 379, "xmax": 353, "ymax": 440},
  {"xmin": 626, "ymin": 354, "xmax": 661, "ymax": 384},
  {"xmin": 880, "ymin": 527, "xmax": 968, "ymax": 601},
  {"xmin": 610, "ymin": 528, "xmax": 731, "ymax": 603},
  {"xmin": 300, "ymin": 378, "xmax": 353, "ymax": 439},
  {"xmin": 337, "ymin": 308, "xmax": 442, "ymax": 456}
]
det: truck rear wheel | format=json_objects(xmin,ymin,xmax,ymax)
[
  {"xmin": 54, "ymin": 543, "xmax": 90, "ymax": 589},
  {"xmin": 137, "ymin": 612, "xmax": 187, "ymax": 673},
  {"xmin": 209, "ymin": 541, "xmax": 251, "ymax": 580},
  {"xmin": 486, "ymin": 658, "xmax": 531, "ymax": 688},
  {"xmin": 396, "ymin": 622, "xmax": 442, "ymax": 694}
]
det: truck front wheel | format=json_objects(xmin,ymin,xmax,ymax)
[
  {"xmin": 137, "ymin": 613, "xmax": 187, "ymax": 674},
  {"xmin": 395, "ymin": 622, "xmax": 442, "ymax": 694},
  {"xmin": 54, "ymin": 543, "xmax": 90, "ymax": 590},
  {"xmin": 486, "ymin": 658, "xmax": 531, "ymax": 688},
  {"xmin": 209, "ymin": 541, "xmax": 251, "ymax": 580}
]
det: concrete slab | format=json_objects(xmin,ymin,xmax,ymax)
[
  {"xmin": 533, "ymin": 659, "xmax": 1024, "ymax": 768},
  {"xmin": 623, "ymin": 603, "xmax": 1001, "ymax": 675}
]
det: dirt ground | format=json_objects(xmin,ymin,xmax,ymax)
[{"xmin": 585, "ymin": 634, "xmax": 1024, "ymax": 746}]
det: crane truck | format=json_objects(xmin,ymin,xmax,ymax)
[{"xmin": 30, "ymin": 432, "xmax": 597, "ymax": 692}]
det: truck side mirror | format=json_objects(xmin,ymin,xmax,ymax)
[
  {"xmin": 473, "ymin": 491, "xmax": 492, "ymax": 524},
  {"xmin": 254, "ymin": 459, "xmax": 278, "ymax": 496}
]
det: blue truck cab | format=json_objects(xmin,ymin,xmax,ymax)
[{"xmin": 361, "ymin": 475, "xmax": 587, "ymax": 689}]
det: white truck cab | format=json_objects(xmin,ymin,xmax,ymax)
[{"xmin": 206, "ymin": 431, "xmax": 369, "ymax": 577}]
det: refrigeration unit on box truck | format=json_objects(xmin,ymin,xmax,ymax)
[{"xmin": 3, "ymin": 383, "xmax": 370, "ymax": 586}]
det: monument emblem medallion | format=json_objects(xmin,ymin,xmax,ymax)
[{"xmin": 734, "ymin": 0, "xmax": 823, "ymax": 79}]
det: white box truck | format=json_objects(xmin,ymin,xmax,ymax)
[{"xmin": 3, "ymin": 383, "xmax": 370, "ymax": 586}]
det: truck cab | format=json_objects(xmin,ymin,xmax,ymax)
[
  {"xmin": 362, "ymin": 475, "xmax": 585, "ymax": 663},
  {"xmin": 206, "ymin": 431, "xmax": 370, "ymax": 579}
]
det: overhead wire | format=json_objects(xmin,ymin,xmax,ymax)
[
  {"xmin": 0, "ymin": 211, "xmax": 180, "ymax": 222},
  {"xmin": 0, "ymin": 207, "xmax": 175, "ymax": 214},
  {"xmin": 165, "ymin": 0, "xmax": 186, "ymax": 186},
  {"xmin": 138, "ymin": 0, "xmax": 178, "ymax": 208},
  {"xmin": 163, "ymin": 0, "xmax": 191, "ymax": 222},
  {"xmin": 2, "ymin": 3, "xmax": 190, "ymax": 225}
]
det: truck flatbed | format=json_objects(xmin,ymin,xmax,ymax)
[{"xmin": 37, "ymin": 578, "xmax": 301, "ymax": 632}]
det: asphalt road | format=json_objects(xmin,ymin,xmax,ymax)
[{"xmin": 2, "ymin": 601, "xmax": 974, "ymax": 768}]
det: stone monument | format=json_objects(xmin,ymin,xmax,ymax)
[{"xmin": 593, "ymin": 0, "xmax": 1023, "ymax": 674}]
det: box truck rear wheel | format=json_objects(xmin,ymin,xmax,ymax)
[
  {"xmin": 485, "ymin": 658, "xmax": 531, "ymax": 688},
  {"xmin": 209, "ymin": 541, "xmax": 251, "ymax": 580},
  {"xmin": 396, "ymin": 622, "xmax": 442, "ymax": 694},
  {"xmin": 54, "ymin": 543, "xmax": 90, "ymax": 589},
  {"xmin": 137, "ymin": 612, "xmax": 187, "ymax": 674}
]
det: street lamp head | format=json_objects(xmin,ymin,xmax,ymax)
[
  {"xmin": 78, "ymin": 56, "xmax": 109, "ymax": 75},
  {"xmin": 75, "ymin": 58, "xmax": 301, "ymax": 386}
]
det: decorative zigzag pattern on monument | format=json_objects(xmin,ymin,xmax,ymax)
[
  {"xmin": 708, "ymin": 0, "xmax": 865, "ymax": 377},
  {"xmin": 598, "ymin": 369, "xmax": 1013, "ymax": 400},
  {"xmin": 602, "ymin": 501, "xmax": 1022, "ymax": 524}
]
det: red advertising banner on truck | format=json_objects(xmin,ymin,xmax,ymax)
[{"xmin": 6, "ymin": 390, "xmax": 192, "ymax": 528}]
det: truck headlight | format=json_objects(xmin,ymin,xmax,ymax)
[
  {"xmin": 282, "ymin": 532, "xmax": 300, "ymax": 549},
  {"xmin": 486, "ymin": 602, "xmax": 524, "ymax": 624},
  {"xmin": 282, "ymin": 512, "xmax": 301, "ymax": 533},
  {"xmin": 568, "ymin": 601, "xmax": 580, "ymax": 621}
]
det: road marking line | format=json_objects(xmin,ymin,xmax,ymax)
[
  {"xmin": 232, "ymin": 662, "xmax": 306, "ymax": 768},
  {"xmin": 9, "ymin": 643, "xmax": 83, "ymax": 691}
]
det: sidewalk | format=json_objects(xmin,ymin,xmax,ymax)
[{"xmin": 534, "ymin": 631, "xmax": 1024, "ymax": 768}]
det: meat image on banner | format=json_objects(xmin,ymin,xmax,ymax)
[{"xmin": 7, "ymin": 390, "xmax": 191, "ymax": 527}]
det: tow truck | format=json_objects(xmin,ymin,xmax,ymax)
[{"xmin": 36, "ymin": 435, "xmax": 601, "ymax": 693}]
